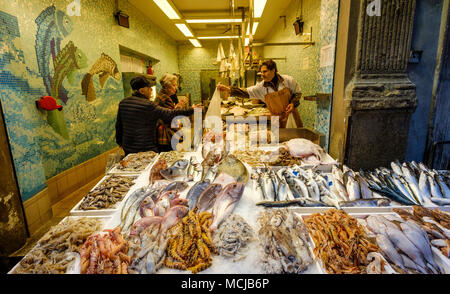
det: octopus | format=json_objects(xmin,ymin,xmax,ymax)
[
  {"xmin": 257, "ymin": 209, "xmax": 314, "ymax": 274},
  {"xmin": 213, "ymin": 214, "xmax": 254, "ymax": 261}
]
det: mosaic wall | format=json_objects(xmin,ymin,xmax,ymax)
[
  {"xmin": 0, "ymin": 0, "xmax": 179, "ymax": 201},
  {"xmin": 317, "ymin": 0, "xmax": 339, "ymax": 150},
  {"xmin": 178, "ymin": 41, "xmax": 222, "ymax": 104},
  {"xmin": 262, "ymin": 0, "xmax": 338, "ymax": 150}
]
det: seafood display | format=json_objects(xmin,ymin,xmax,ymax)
[
  {"xmin": 11, "ymin": 136, "xmax": 450, "ymax": 275},
  {"xmin": 213, "ymin": 214, "xmax": 254, "ymax": 260},
  {"xmin": 159, "ymin": 151, "xmax": 185, "ymax": 166},
  {"xmin": 79, "ymin": 227, "xmax": 131, "ymax": 274},
  {"xmin": 361, "ymin": 161, "xmax": 450, "ymax": 206},
  {"xmin": 79, "ymin": 175, "xmax": 137, "ymax": 210},
  {"xmin": 329, "ymin": 165, "xmax": 391, "ymax": 207},
  {"xmin": 393, "ymin": 206, "xmax": 450, "ymax": 273},
  {"xmin": 12, "ymin": 217, "xmax": 102, "ymax": 274},
  {"xmin": 115, "ymin": 151, "xmax": 158, "ymax": 172},
  {"xmin": 164, "ymin": 210, "xmax": 217, "ymax": 273},
  {"xmin": 304, "ymin": 209, "xmax": 380, "ymax": 274},
  {"xmin": 258, "ymin": 209, "xmax": 314, "ymax": 273}
]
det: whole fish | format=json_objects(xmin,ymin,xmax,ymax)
[
  {"xmin": 391, "ymin": 161, "xmax": 403, "ymax": 176},
  {"xmin": 306, "ymin": 179, "xmax": 320, "ymax": 202},
  {"xmin": 256, "ymin": 199, "xmax": 304, "ymax": 207},
  {"xmin": 170, "ymin": 198, "xmax": 188, "ymax": 207},
  {"xmin": 277, "ymin": 175, "xmax": 288, "ymax": 201},
  {"xmin": 216, "ymin": 154, "xmax": 249, "ymax": 183},
  {"xmin": 356, "ymin": 174, "xmax": 373, "ymax": 199},
  {"xmin": 331, "ymin": 176, "xmax": 349, "ymax": 201},
  {"xmin": 332, "ymin": 165, "xmax": 343, "ymax": 181},
  {"xmin": 160, "ymin": 205, "xmax": 189, "ymax": 233},
  {"xmin": 139, "ymin": 196, "xmax": 155, "ymax": 218},
  {"xmin": 153, "ymin": 194, "xmax": 171, "ymax": 217},
  {"xmin": 376, "ymin": 234, "xmax": 406, "ymax": 269},
  {"xmin": 129, "ymin": 216, "xmax": 164, "ymax": 236},
  {"xmin": 160, "ymin": 159, "xmax": 189, "ymax": 180},
  {"xmin": 263, "ymin": 172, "xmax": 276, "ymax": 201},
  {"xmin": 419, "ymin": 171, "xmax": 433, "ymax": 202},
  {"xmin": 346, "ymin": 176, "xmax": 360, "ymax": 201},
  {"xmin": 401, "ymin": 164, "xmax": 423, "ymax": 204},
  {"xmin": 433, "ymin": 172, "xmax": 450, "ymax": 199},
  {"xmin": 186, "ymin": 180, "xmax": 210, "ymax": 210},
  {"xmin": 203, "ymin": 164, "xmax": 219, "ymax": 182},
  {"xmin": 210, "ymin": 182, "xmax": 245, "ymax": 231},
  {"xmin": 195, "ymin": 183, "xmax": 222, "ymax": 212},
  {"xmin": 186, "ymin": 156, "xmax": 197, "ymax": 178},
  {"xmin": 366, "ymin": 216, "xmax": 387, "ymax": 235},
  {"xmin": 283, "ymin": 171, "xmax": 306, "ymax": 199},
  {"xmin": 428, "ymin": 174, "xmax": 443, "ymax": 199},
  {"xmin": 430, "ymin": 197, "xmax": 450, "ymax": 206},
  {"xmin": 213, "ymin": 172, "xmax": 236, "ymax": 187},
  {"xmin": 258, "ymin": 170, "xmax": 269, "ymax": 200},
  {"xmin": 121, "ymin": 188, "xmax": 156, "ymax": 233},
  {"xmin": 385, "ymin": 226, "xmax": 428, "ymax": 270},
  {"xmin": 431, "ymin": 246, "xmax": 450, "ymax": 274},
  {"xmin": 399, "ymin": 222, "xmax": 438, "ymax": 272},
  {"xmin": 268, "ymin": 168, "xmax": 279, "ymax": 201},
  {"xmin": 162, "ymin": 181, "xmax": 189, "ymax": 193}
]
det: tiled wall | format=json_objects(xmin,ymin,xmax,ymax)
[
  {"xmin": 178, "ymin": 41, "xmax": 222, "ymax": 104},
  {"xmin": 0, "ymin": 0, "xmax": 179, "ymax": 202},
  {"xmin": 262, "ymin": 0, "xmax": 338, "ymax": 150}
]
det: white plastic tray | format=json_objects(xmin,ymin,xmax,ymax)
[
  {"xmin": 8, "ymin": 215, "xmax": 111, "ymax": 274},
  {"xmin": 107, "ymin": 154, "xmax": 160, "ymax": 175},
  {"xmin": 70, "ymin": 174, "xmax": 139, "ymax": 216}
]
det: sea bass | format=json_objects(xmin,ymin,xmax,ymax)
[{"xmin": 210, "ymin": 182, "xmax": 245, "ymax": 231}]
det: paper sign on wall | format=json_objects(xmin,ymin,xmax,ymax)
[{"xmin": 320, "ymin": 44, "xmax": 335, "ymax": 67}]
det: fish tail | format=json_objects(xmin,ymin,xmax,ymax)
[{"xmin": 81, "ymin": 73, "xmax": 96, "ymax": 101}]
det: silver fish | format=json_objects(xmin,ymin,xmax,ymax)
[
  {"xmin": 430, "ymin": 197, "xmax": 450, "ymax": 206},
  {"xmin": 356, "ymin": 174, "xmax": 373, "ymax": 199},
  {"xmin": 376, "ymin": 234, "xmax": 405, "ymax": 269},
  {"xmin": 419, "ymin": 171, "xmax": 433, "ymax": 202},
  {"xmin": 346, "ymin": 176, "xmax": 360, "ymax": 201},
  {"xmin": 332, "ymin": 176, "xmax": 349, "ymax": 201},
  {"xmin": 400, "ymin": 222, "xmax": 438, "ymax": 272},
  {"xmin": 385, "ymin": 226, "xmax": 428, "ymax": 270},
  {"xmin": 210, "ymin": 182, "xmax": 245, "ymax": 231},
  {"xmin": 162, "ymin": 181, "xmax": 189, "ymax": 193},
  {"xmin": 203, "ymin": 164, "xmax": 219, "ymax": 182},
  {"xmin": 391, "ymin": 161, "xmax": 403, "ymax": 176},
  {"xmin": 160, "ymin": 159, "xmax": 189, "ymax": 180},
  {"xmin": 401, "ymin": 164, "xmax": 423, "ymax": 204},
  {"xmin": 431, "ymin": 246, "xmax": 450, "ymax": 274},
  {"xmin": 433, "ymin": 172, "xmax": 450, "ymax": 199},
  {"xmin": 306, "ymin": 178, "xmax": 320, "ymax": 202}
]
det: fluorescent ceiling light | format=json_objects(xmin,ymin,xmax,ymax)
[
  {"xmin": 244, "ymin": 38, "xmax": 249, "ymax": 46},
  {"xmin": 254, "ymin": 0, "xmax": 267, "ymax": 18},
  {"xmin": 153, "ymin": 0, "xmax": 180, "ymax": 19},
  {"xmin": 198, "ymin": 36, "xmax": 240, "ymax": 39},
  {"xmin": 186, "ymin": 19, "xmax": 242, "ymax": 23},
  {"xmin": 189, "ymin": 39, "xmax": 202, "ymax": 47},
  {"xmin": 175, "ymin": 23, "xmax": 194, "ymax": 37},
  {"xmin": 246, "ymin": 22, "xmax": 259, "ymax": 35}
]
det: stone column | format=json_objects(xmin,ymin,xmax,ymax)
[{"xmin": 336, "ymin": 0, "xmax": 418, "ymax": 170}]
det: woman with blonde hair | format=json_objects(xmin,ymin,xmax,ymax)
[{"xmin": 155, "ymin": 73, "xmax": 189, "ymax": 152}]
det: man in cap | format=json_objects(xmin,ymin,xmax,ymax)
[{"xmin": 115, "ymin": 76, "xmax": 202, "ymax": 155}]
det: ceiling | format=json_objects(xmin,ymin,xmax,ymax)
[{"xmin": 128, "ymin": 0, "xmax": 293, "ymax": 44}]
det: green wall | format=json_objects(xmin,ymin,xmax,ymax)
[{"xmin": 0, "ymin": 0, "xmax": 179, "ymax": 201}]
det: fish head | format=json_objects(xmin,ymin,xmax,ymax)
[
  {"xmin": 224, "ymin": 182, "xmax": 245, "ymax": 199},
  {"xmin": 56, "ymin": 10, "xmax": 73, "ymax": 36},
  {"xmin": 74, "ymin": 48, "xmax": 88, "ymax": 70}
]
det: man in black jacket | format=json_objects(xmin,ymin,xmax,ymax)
[{"xmin": 115, "ymin": 76, "xmax": 201, "ymax": 155}]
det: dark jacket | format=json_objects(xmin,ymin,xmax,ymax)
[{"xmin": 115, "ymin": 93, "xmax": 194, "ymax": 154}]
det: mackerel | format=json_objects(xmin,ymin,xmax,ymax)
[
  {"xmin": 433, "ymin": 172, "xmax": 450, "ymax": 199},
  {"xmin": 401, "ymin": 164, "xmax": 423, "ymax": 204}
]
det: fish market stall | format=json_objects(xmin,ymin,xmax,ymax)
[{"xmin": 9, "ymin": 137, "xmax": 450, "ymax": 274}]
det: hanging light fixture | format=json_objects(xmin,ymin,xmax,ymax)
[{"xmin": 293, "ymin": 0, "xmax": 304, "ymax": 35}]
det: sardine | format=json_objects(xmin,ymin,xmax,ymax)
[
  {"xmin": 186, "ymin": 179, "xmax": 211, "ymax": 210},
  {"xmin": 160, "ymin": 159, "xmax": 189, "ymax": 180},
  {"xmin": 256, "ymin": 199, "xmax": 304, "ymax": 207},
  {"xmin": 391, "ymin": 161, "xmax": 403, "ymax": 176},
  {"xmin": 210, "ymin": 182, "xmax": 245, "ymax": 231},
  {"xmin": 196, "ymin": 183, "xmax": 222, "ymax": 212}
]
